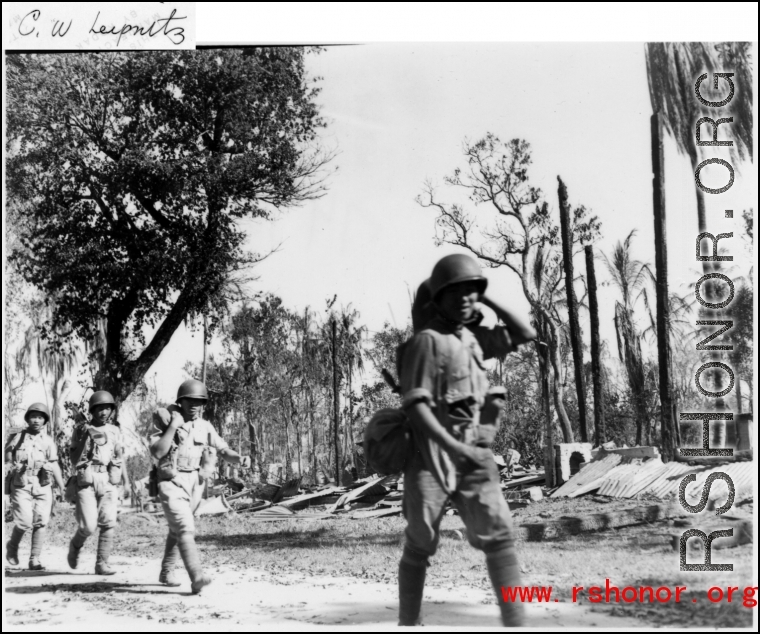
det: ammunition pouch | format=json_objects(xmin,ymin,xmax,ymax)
[
  {"xmin": 148, "ymin": 466, "xmax": 159, "ymax": 497},
  {"xmin": 476, "ymin": 388, "xmax": 507, "ymax": 448},
  {"xmin": 37, "ymin": 467, "xmax": 52, "ymax": 488},
  {"xmin": 64, "ymin": 475, "xmax": 78, "ymax": 504},
  {"xmin": 76, "ymin": 464, "xmax": 94, "ymax": 487},
  {"xmin": 108, "ymin": 464, "xmax": 122, "ymax": 486},
  {"xmin": 4, "ymin": 471, "xmax": 13, "ymax": 496},
  {"xmin": 198, "ymin": 446, "xmax": 218, "ymax": 480},
  {"xmin": 13, "ymin": 468, "xmax": 28, "ymax": 489}
]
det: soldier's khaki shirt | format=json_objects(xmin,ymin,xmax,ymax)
[
  {"xmin": 5, "ymin": 430, "xmax": 58, "ymax": 473},
  {"xmin": 70, "ymin": 422, "xmax": 123, "ymax": 467},
  {"xmin": 399, "ymin": 315, "xmax": 514, "ymax": 493}
]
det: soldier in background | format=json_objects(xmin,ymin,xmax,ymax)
[
  {"xmin": 67, "ymin": 391, "xmax": 124, "ymax": 575},
  {"xmin": 5, "ymin": 403, "xmax": 65, "ymax": 570},
  {"xmin": 150, "ymin": 379, "xmax": 250, "ymax": 594}
]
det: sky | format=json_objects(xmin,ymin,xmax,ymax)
[{"xmin": 10, "ymin": 42, "xmax": 756, "ymax": 417}]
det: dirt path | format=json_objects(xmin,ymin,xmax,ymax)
[{"xmin": 5, "ymin": 545, "xmax": 649, "ymax": 630}]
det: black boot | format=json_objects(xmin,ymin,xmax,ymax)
[
  {"xmin": 486, "ymin": 547, "xmax": 525, "ymax": 627},
  {"xmin": 398, "ymin": 546, "xmax": 428, "ymax": 626},
  {"xmin": 6, "ymin": 526, "xmax": 25, "ymax": 567}
]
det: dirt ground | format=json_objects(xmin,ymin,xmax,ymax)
[
  {"xmin": 4, "ymin": 544, "xmax": 653, "ymax": 631},
  {"xmin": 3, "ymin": 495, "xmax": 756, "ymax": 630}
]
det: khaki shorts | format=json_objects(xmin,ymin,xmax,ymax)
[
  {"xmin": 158, "ymin": 470, "xmax": 205, "ymax": 536},
  {"xmin": 11, "ymin": 479, "xmax": 53, "ymax": 530},
  {"xmin": 75, "ymin": 471, "xmax": 118, "ymax": 533}
]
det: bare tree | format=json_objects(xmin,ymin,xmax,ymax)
[{"xmin": 418, "ymin": 134, "xmax": 601, "ymax": 443}]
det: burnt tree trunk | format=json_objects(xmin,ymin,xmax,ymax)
[
  {"xmin": 557, "ymin": 177, "xmax": 589, "ymax": 443},
  {"xmin": 584, "ymin": 245, "xmax": 605, "ymax": 446},
  {"xmin": 651, "ymin": 113, "xmax": 676, "ymax": 462},
  {"xmin": 331, "ymin": 318, "xmax": 341, "ymax": 485}
]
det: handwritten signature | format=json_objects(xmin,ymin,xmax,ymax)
[
  {"xmin": 16, "ymin": 6, "xmax": 187, "ymax": 47},
  {"xmin": 91, "ymin": 9, "xmax": 186, "ymax": 46}
]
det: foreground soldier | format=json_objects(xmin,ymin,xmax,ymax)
[
  {"xmin": 5, "ymin": 403, "xmax": 64, "ymax": 570},
  {"xmin": 398, "ymin": 254, "xmax": 536, "ymax": 627},
  {"xmin": 67, "ymin": 391, "xmax": 124, "ymax": 575},
  {"xmin": 151, "ymin": 379, "xmax": 250, "ymax": 594}
]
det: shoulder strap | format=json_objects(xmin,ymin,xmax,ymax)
[
  {"xmin": 70, "ymin": 426, "xmax": 91, "ymax": 466},
  {"xmin": 12, "ymin": 432, "xmax": 27, "ymax": 461}
]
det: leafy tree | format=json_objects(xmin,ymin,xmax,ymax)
[{"xmin": 7, "ymin": 48, "xmax": 333, "ymax": 404}]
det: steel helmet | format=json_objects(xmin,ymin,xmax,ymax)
[
  {"xmin": 24, "ymin": 403, "xmax": 50, "ymax": 423},
  {"xmin": 89, "ymin": 391, "xmax": 116, "ymax": 413},
  {"xmin": 411, "ymin": 279, "xmax": 437, "ymax": 333},
  {"xmin": 177, "ymin": 379, "xmax": 209, "ymax": 402},
  {"xmin": 429, "ymin": 254, "xmax": 487, "ymax": 300}
]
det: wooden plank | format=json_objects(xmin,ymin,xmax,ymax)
[
  {"xmin": 277, "ymin": 486, "xmax": 344, "ymax": 509},
  {"xmin": 351, "ymin": 507, "xmax": 403, "ymax": 520},
  {"xmin": 516, "ymin": 503, "xmax": 679, "ymax": 542},
  {"xmin": 501, "ymin": 473, "xmax": 545, "ymax": 489}
]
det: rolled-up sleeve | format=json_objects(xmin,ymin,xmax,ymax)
[
  {"xmin": 472, "ymin": 325, "xmax": 515, "ymax": 360},
  {"xmin": 399, "ymin": 333, "xmax": 439, "ymax": 411}
]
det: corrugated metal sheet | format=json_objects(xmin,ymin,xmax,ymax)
[
  {"xmin": 552, "ymin": 453, "xmax": 622, "ymax": 497},
  {"xmin": 638, "ymin": 461, "xmax": 698, "ymax": 498},
  {"xmin": 595, "ymin": 459, "xmax": 659, "ymax": 497},
  {"xmin": 682, "ymin": 461, "xmax": 756, "ymax": 504},
  {"xmin": 617, "ymin": 460, "xmax": 679, "ymax": 498},
  {"xmin": 555, "ymin": 453, "xmax": 755, "ymax": 502}
]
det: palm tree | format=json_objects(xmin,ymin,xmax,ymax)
[
  {"xmin": 603, "ymin": 231, "xmax": 653, "ymax": 445},
  {"xmin": 17, "ymin": 310, "xmax": 80, "ymax": 435},
  {"xmin": 645, "ymin": 42, "xmax": 753, "ymax": 234}
]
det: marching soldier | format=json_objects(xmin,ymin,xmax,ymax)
[
  {"xmin": 5, "ymin": 403, "xmax": 64, "ymax": 570},
  {"xmin": 150, "ymin": 379, "xmax": 250, "ymax": 594},
  {"xmin": 67, "ymin": 391, "xmax": 124, "ymax": 575},
  {"xmin": 397, "ymin": 254, "xmax": 536, "ymax": 627}
]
